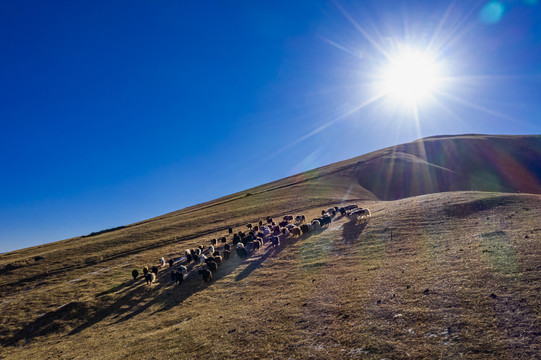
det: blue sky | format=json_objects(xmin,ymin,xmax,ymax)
[{"xmin": 1, "ymin": 0, "xmax": 540, "ymax": 253}]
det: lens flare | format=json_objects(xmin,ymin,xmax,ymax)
[{"xmin": 480, "ymin": 1, "xmax": 505, "ymax": 24}]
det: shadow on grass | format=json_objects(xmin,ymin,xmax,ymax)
[
  {"xmin": 234, "ymin": 247, "xmax": 276, "ymax": 282},
  {"xmin": 73, "ymin": 226, "xmax": 332, "ymax": 331},
  {"xmin": 4, "ymin": 300, "xmax": 99, "ymax": 346},
  {"xmin": 342, "ymin": 219, "xmax": 369, "ymax": 244},
  {"xmin": 66, "ymin": 237, "xmax": 299, "ymax": 333},
  {"xmin": 95, "ymin": 281, "xmax": 133, "ymax": 297},
  {"xmin": 9, "ymin": 225, "xmax": 335, "ymax": 343},
  {"xmin": 67, "ymin": 259, "xmax": 209, "ymax": 333},
  {"xmin": 1, "ymin": 201, "xmax": 360, "ymax": 299},
  {"xmin": 233, "ymin": 230, "xmax": 317, "ymax": 282}
]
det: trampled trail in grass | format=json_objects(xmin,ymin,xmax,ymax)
[{"xmin": 1, "ymin": 192, "xmax": 540, "ymax": 359}]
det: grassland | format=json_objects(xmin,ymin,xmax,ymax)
[
  {"xmin": 1, "ymin": 191, "xmax": 540, "ymax": 359},
  {"xmin": 2, "ymin": 134, "xmax": 541, "ymax": 359}
]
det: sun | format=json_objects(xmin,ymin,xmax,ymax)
[{"xmin": 379, "ymin": 47, "xmax": 442, "ymax": 106}]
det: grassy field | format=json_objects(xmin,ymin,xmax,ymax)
[
  {"xmin": 2, "ymin": 134, "xmax": 541, "ymax": 359},
  {"xmin": 1, "ymin": 190, "xmax": 540, "ymax": 359}
]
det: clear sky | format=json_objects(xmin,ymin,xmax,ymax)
[{"xmin": 1, "ymin": 0, "xmax": 540, "ymax": 253}]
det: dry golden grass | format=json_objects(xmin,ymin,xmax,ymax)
[{"xmin": 1, "ymin": 190, "xmax": 540, "ymax": 359}]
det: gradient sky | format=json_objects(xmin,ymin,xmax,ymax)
[{"xmin": 1, "ymin": 0, "xmax": 540, "ymax": 253}]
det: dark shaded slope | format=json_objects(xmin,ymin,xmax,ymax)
[
  {"xmin": 351, "ymin": 151, "xmax": 465, "ymax": 200},
  {"xmin": 282, "ymin": 134, "xmax": 541, "ymax": 200},
  {"xmin": 405, "ymin": 135, "xmax": 541, "ymax": 194}
]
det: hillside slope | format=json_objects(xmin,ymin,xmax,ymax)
[
  {"xmin": 277, "ymin": 134, "xmax": 541, "ymax": 200},
  {"xmin": 1, "ymin": 134, "xmax": 541, "ymax": 358},
  {"xmin": 2, "ymin": 135, "xmax": 540, "ymax": 300},
  {"xmin": 165, "ymin": 134, "xmax": 541, "ymax": 205},
  {"xmin": 1, "ymin": 191, "xmax": 540, "ymax": 359}
]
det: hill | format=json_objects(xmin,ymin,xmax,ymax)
[
  {"xmin": 1, "ymin": 134, "xmax": 540, "ymax": 359},
  {"xmin": 270, "ymin": 133, "xmax": 541, "ymax": 200}
]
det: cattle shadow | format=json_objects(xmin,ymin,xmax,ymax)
[
  {"xmin": 4, "ymin": 273, "xmax": 155, "ymax": 346},
  {"xmin": 151, "ymin": 254, "xmax": 248, "ymax": 313},
  {"xmin": 46, "ymin": 228, "xmax": 330, "ymax": 339},
  {"xmin": 68, "ymin": 239, "xmax": 280, "ymax": 332},
  {"xmin": 95, "ymin": 281, "xmax": 133, "ymax": 297},
  {"xmin": 117, "ymin": 229, "xmax": 326, "ymax": 317},
  {"xmin": 342, "ymin": 219, "xmax": 369, "ymax": 244},
  {"xmin": 67, "ymin": 274, "xmax": 168, "ymax": 335},
  {"xmin": 233, "ymin": 230, "xmax": 317, "ymax": 282},
  {"xmin": 5, "ymin": 236, "xmax": 301, "ymax": 346},
  {"xmin": 68, "ymin": 257, "xmax": 221, "ymax": 334},
  {"xmin": 234, "ymin": 247, "xmax": 276, "ymax": 282}
]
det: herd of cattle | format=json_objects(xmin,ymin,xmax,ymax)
[{"xmin": 131, "ymin": 204, "xmax": 371, "ymax": 286}]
